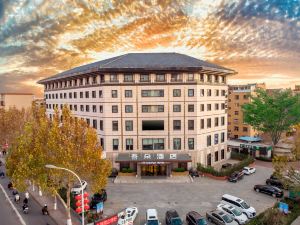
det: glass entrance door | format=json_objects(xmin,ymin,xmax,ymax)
[{"xmin": 141, "ymin": 164, "xmax": 167, "ymax": 176}]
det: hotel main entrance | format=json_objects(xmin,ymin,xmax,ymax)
[{"xmin": 141, "ymin": 164, "xmax": 167, "ymax": 176}]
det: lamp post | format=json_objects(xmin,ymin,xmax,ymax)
[{"xmin": 45, "ymin": 164, "xmax": 85, "ymax": 225}]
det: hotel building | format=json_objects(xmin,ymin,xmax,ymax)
[
  {"xmin": 228, "ymin": 83, "xmax": 266, "ymax": 139},
  {"xmin": 38, "ymin": 53, "xmax": 235, "ymax": 176},
  {"xmin": 0, "ymin": 93, "xmax": 34, "ymax": 110}
]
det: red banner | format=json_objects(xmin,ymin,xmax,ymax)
[{"xmin": 95, "ymin": 215, "xmax": 118, "ymax": 225}]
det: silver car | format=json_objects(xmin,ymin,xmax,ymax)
[{"xmin": 206, "ymin": 210, "xmax": 238, "ymax": 225}]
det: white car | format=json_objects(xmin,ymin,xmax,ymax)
[
  {"xmin": 118, "ymin": 207, "xmax": 138, "ymax": 225},
  {"xmin": 71, "ymin": 180, "xmax": 87, "ymax": 194},
  {"xmin": 243, "ymin": 167, "xmax": 256, "ymax": 175},
  {"xmin": 145, "ymin": 209, "xmax": 161, "ymax": 225},
  {"xmin": 217, "ymin": 204, "xmax": 248, "ymax": 225}
]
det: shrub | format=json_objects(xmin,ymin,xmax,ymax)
[
  {"xmin": 127, "ymin": 168, "xmax": 134, "ymax": 173},
  {"xmin": 121, "ymin": 168, "xmax": 128, "ymax": 173},
  {"xmin": 173, "ymin": 167, "xmax": 185, "ymax": 172},
  {"xmin": 231, "ymin": 152, "xmax": 249, "ymax": 160}
]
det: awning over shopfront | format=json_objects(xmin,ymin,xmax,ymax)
[{"xmin": 115, "ymin": 153, "xmax": 192, "ymax": 163}]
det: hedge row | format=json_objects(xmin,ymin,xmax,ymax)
[
  {"xmin": 121, "ymin": 167, "xmax": 135, "ymax": 173},
  {"xmin": 173, "ymin": 167, "xmax": 186, "ymax": 172}
]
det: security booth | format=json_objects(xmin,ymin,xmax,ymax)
[
  {"xmin": 227, "ymin": 140, "xmax": 272, "ymax": 158},
  {"xmin": 115, "ymin": 153, "xmax": 192, "ymax": 177}
]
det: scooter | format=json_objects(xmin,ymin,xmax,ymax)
[{"xmin": 23, "ymin": 204, "xmax": 29, "ymax": 214}]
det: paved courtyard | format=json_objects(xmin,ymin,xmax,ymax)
[{"xmin": 104, "ymin": 165, "xmax": 277, "ymax": 225}]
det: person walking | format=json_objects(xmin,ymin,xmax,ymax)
[{"xmin": 25, "ymin": 191, "xmax": 29, "ymax": 200}]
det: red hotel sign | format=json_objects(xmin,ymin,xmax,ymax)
[{"xmin": 95, "ymin": 215, "xmax": 118, "ymax": 225}]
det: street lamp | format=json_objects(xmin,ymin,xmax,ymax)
[{"xmin": 45, "ymin": 164, "xmax": 85, "ymax": 225}]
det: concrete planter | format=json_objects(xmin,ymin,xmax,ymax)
[
  {"xmin": 172, "ymin": 171, "xmax": 189, "ymax": 176},
  {"xmin": 202, "ymin": 172, "xmax": 228, "ymax": 180},
  {"xmin": 118, "ymin": 172, "xmax": 137, "ymax": 176}
]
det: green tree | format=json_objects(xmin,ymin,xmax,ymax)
[{"xmin": 242, "ymin": 89, "xmax": 300, "ymax": 146}]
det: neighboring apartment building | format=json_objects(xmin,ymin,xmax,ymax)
[
  {"xmin": 0, "ymin": 93, "xmax": 34, "ymax": 110},
  {"xmin": 38, "ymin": 53, "xmax": 236, "ymax": 176},
  {"xmin": 228, "ymin": 83, "xmax": 266, "ymax": 139},
  {"xmin": 293, "ymin": 85, "xmax": 300, "ymax": 95}
]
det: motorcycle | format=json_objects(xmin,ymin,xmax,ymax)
[
  {"xmin": 23, "ymin": 204, "xmax": 29, "ymax": 214},
  {"xmin": 42, "ymin": 205, "xmax": 49, "ymax": 215}
]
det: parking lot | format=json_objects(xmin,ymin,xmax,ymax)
[{"xmin": 104, "ymin": 165, "xmax": 277, "ymax": 225}]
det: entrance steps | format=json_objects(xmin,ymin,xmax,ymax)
[{"xmin": 113, "ymin": 175, "xmax": 192, "ymax": 184}]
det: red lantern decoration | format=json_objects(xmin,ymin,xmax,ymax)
[
  {"xmin": 75, "ymin": 195, "xmax": 82, "ymax": 200},
  {"xmin": 75, "ymin": 207, "xmax": 82, "ymax": 213},
  {"xmin": 83, "ymin": 192, "xmax": 89, "ymax": 198},
  {"xmin": 84, "ymin": 205, "xmax": 90, "ymax": 211},
  {"xmin": 75, "ymin": 201, "xmax": 82, "ymax": 207}
]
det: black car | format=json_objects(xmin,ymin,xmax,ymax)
[
  {"xmin": 266, "ymin": 177, "xmax": 284, "ymax": 189},
  {"xmin": 254, "ymin": 185, "xmax": 283, "ymax": 198},
  {"xmin": 165, "ymin": 210, "xmax": 183, "ymax": 225},
  {"xmin": 109, "ymin": 168, "xmax": 118, "ymax": 178},
  {"xmin": 228, "ymin": 171, "xmax": 244, "ymax": 183},
  {"xmin": 90, "ymin": 189, "xmax": 107, "ymax": 209},
  {"xmin": 189, "ymin": 169, "xmax": 200, "ymax": 177},
  {"xmin": 186, "ymin": 211, "xmax": 207, "ymax": 225}
]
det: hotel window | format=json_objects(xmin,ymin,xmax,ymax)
[
  {"xmin": 80, "ymin": 92, "xmax": 83, "ymax": 98},
  {"xmin": 188, "ymin": 104, "xmax": 194, "ymax": 112},
  {"xmin": 200, "ymin": 74, "xmax": 204, "ymax": 81},
  {"xmin": 207, "ymin": 135, "xmax": 211, "ymax": 146},
  {"xmin": 85, "ymin": 91, "xmax": 89, "ymax": 98},
  {"xmin": 207, "ymin": 75, "xmax": 212, "ymax": 82},
  {"xmin": 215, "ymin": 151, "xmax": 219, "ymax": 162},
  {"xmin": 125, "ymin": 105, "xmax": 133, "ymax": 113},
  {"xmin": 69, "ymin": 92, "xmax": 72, "ymax": 99},
  {"xmin": 221, "ymin": 132, "xmax": 225, "ymax": 142},
  {"xmin": 234, "ymin": 126, "xmax": 239, "ymax": 131},
  {"xmin": 110, "ymin": 74, "xmax": 118, "ymax": 82},
  {"xmin": 200, "ymin": 104, "xmax": 205, "ymax": 111},
  {"xmin": 207, "ymin": 104, "xmax": 211, "ymax": 111},
  {"xmin": 125, "ymin": 90, "xmax": 132, "ymax": 98},
  {"xmin": 124, "ymin": 74, "xmax": 134, "ymax": 82},
  {"xmin": 188, "ymin": 120, "xmax": 194, "ymax": 130},
  {"xmin": 64, "ymin": 93, "xmax": 67, "ymax": 99},
  {"xmin": 221, "ymin": 103, "xmax": 225, "ymax": 110},
  {"xmin": 126, "ymin": 139, "xmax": 133, "ymax": 150},
  {"xmin": 86, "ymin": 118, "xmax": 90, "ymax": 125},
  {"xmin": 112, "ymin": 90, "xmax": 118, "ymax": 98},
  {"xmin": 221, "ymin": 149, "xmax": 225, "ymax": 159},
  {"xmin": 221, "ymin": 90, "xmax": 226, "ymax": 96},
  {"xmin": 60, "ymin": 93, "xmax": 63, "ymax": 99},
  {"xmin": 140, "ymin": 74, "xmax": 150, "ymax": 82},
  {"xmin": 207, "ymin": 89, "xmax": 212, "ymax": 96},
  {"xmin": 187, "ymin": 74, "xmax": 194, "ymax": 81},
  {"xmin": 215, "ymin": 89, "xmax": 219, "ymax": 96},
  {"xmin": 200, "ymin": 119, "xmax": 204, "ymax": 129},
  {"xmin": 92, "ymin": 105, "xmax": 97, "ymax": 113},
  {"xmin": 221, "ymin": 76, "xmax": 225, "ymax": 83},
  {"xmin": 74, "ymin": 105, "xmax": 77, "ymax": 111},
  {"xmin": 99, "ymin": 105, "xmax": 103, "ymax": 113},
  {"xmin": 60, "ymin": 104, "xmax": 63, "ymax": 110},
  {"xmin": 113, "ymin": 139, "xmax": 119, "ymax": 151},
  {"xmin": 244, "ymin": 94, "xmax": 249, "ymax": 99},
  {"xmin": 92, "ymin": 119, "xmax": 97, "ymax": 129},
  {"xmin": 214, "ymin": 133, "xmax": 219, "ymax": 144},
  {"xmin": 112, "ymin": 121, "xmax": 118, "ymax": 131},
  {"xmin": 173, "ymin": 104, "xmax": 181, "ymax": 112},
  {"xmin": 156, "ymin": 74, "xmax": 165, "ymax": 82},
  {"xmin": 235, "ymin": 95, "xmax": 239, "ymax": 100},
  {"xmin": 100, "ymin": 120, "xmax": 103, "ymax": 130},
  {"xmin": 171, "ymin": 74, "xmax": 182, "ymax": 82},
  {"xmin": 215, "ymin": 117, "xmax": 219, "ymax": 127},
  {"xmin": 200, "ymin": 89, "xmax": 205, "ymax": 97},
  {"xmin": 125, "ymin": 120, "xmax": 133, "ymax": 131},
  {"xmin": 112, "ymin": 105, "xmax": 118, "ymax": 113},
  {"xmin": 221, "ymin": 117, "xmax": 225, "ymax": 126},
  {"xmin": 92, "ymin": 76, "xmax": 97, "ymax": 84},
  {"xmin": 243, "ymin": 127, "xmax": 248, "ymax": 132},
  {"xmin": 70, "ymin": 105, "xmax": 73, "ymax": 110},
  {"xmin": 207, "ymin": 118, "xmax": 211, "ymax": 128},
  {"xmin": 80, "ymin": 105, "xmax": 84, "ymax": 112},
  {"xmin": 215, "ymin": 103, "xmax": 219, "ymax": 110},
  {"xmin": 141, "ymin": 90, "xmax": 164, "ymax": 97},
  {"xmin": 142, "ymin": 105, "xmax": 164, "ymax": 113},
  {"xmin": 173, "ymin": 138, "xmax": 181, "ymax": 150},
  {"xmin": 92, "ymin": 91, "xmax": 96, "ymax": 98},
  {"xmin": 173, "ymin": 89, "xmax": 181, "ymax": 97},
  {"xmin": 173, "ymin": 120, "xmax": 181, "ymax": 130},
  {"xmin": 56, "ymin": 93, "xmax": 58, "ymax": 99},
  {"xmin": 74, "ymin": 92, "xmax": 77, "ymax": 99},
  {"xmin": 142, "ymin": 138, "xmax": 164, "ymax": 150},
  {"xmin": 234, "ymin": 111, "xmax": 239, "ymax": 115},
  {"xmin": 49, "ymin": 104, "xmax": 51, "ymax": 109},
  {"xmin": 86, "ymin": 105, "xmax": 90, "ymax": 112},
  {"xmin": 188, "ymin": 89, "xmax": 194, "ymax": 97},
  {"xmin": 99, "ymin": 90, "xmax": 103, "ymax": 98},
  {"xmin": 79, "ymin": 78, "xmax": 83, "ymax": 85},
  {"xmin": 188, "ymin": 138, "xmax": 194, "ymax": 150},
  {"xmin": 142, "ymin": 120, "xmax": 164, "ymax": 131},
  {"xmin": 235, "ymin": 103, "xmax": 240, "ymax": 107}
]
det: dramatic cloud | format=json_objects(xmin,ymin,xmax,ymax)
[{"xmin": 0, "ymin": 0, "xmax": 299, "ymax": 96}]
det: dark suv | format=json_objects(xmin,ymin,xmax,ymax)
[
  {"xmin": 166, "ymin": 210, "xmax": 183, "ymax": 225},
  {"xmin": 90, "ymin": 189, "xmax": 107, "ymax": 209},
  {"xmin": 228, "ymin": 171, "xmax": 244, "ymax": 183},
  {"xmin": 186, "ymin": 211, "xmax": 207, "ymax": 225}
]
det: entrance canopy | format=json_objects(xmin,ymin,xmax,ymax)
[
  {"xmin": 238, "ymin": 136, "xmax": 262, "ymax": 142},
  {"xmin": 115, "ymin": 153, "xmax": 192, "ymax": 163}
]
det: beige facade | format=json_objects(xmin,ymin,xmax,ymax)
[
  {"xmin": 39, "ymin": 53, "xmax": 236, "ymax": 172},
  {"xmin": 228, "ymin": 83, "xmax": 266, "ymax": 139},
  {"xmin": 293, "ymin": 85, "xmax": 300, "ymax": 95},
  {"xmin": 0, "ymin": 93, "xmax": 34, "ymax": 110}
]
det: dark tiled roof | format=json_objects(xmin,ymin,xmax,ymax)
[{"xmin": 38, "ymin": 53, "xmax": 235, "ymax": 83}]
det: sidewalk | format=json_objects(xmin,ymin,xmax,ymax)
[{"xmin": 291, "ymin": 216, "xmax": 300, "ymax": 225}]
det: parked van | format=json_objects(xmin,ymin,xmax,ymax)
[
  {"xmin": 145, "ymin": 209, "xmax": 161, "ymax": 225},
  {"xmin": 221, "ymin": 194, "xmax": 256, "ymax": 219}
]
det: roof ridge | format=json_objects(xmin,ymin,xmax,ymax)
[{"xmin": 99, "ymin": 53, "xmax": 129, "ymax": 68}]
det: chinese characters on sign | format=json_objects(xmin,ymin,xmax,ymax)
[
  {"xmin": 130, "ymin": 153, "xmax": 177, "ymax": 161},
  {"xmin": 95, "ymin": 215, "xmax": 118, "ymax": 225}
]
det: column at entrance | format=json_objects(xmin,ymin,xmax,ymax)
[{"xmin": 137, "ymin": 163, "xmax": 141, "ymax": 177}]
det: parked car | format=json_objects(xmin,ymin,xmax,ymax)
[
  {"xmin": 165, "ymin": 209, "xmax": 183, "ymax": 225},
  {"xmin": 71, "ymin": 180, "xmax": 87, "ymax": 194},
  {"xmin": 254, "ymin": 185, "xmax": 283, "ymax": 198},
  {"xmin": 221, "ymin": 194, "xmax": 256, "ymax": 219},
  {"xmin": 266, "ymin": 177, "xmax": 285, "ymax": 189},
  {"xmin": 242, "ymin": 167, "xmax": 256, "ymax": 175},
  {"xmin": 222, "ymin": 163, "xmax": 232, "ymax": 169},
  {"xmin": 145, "ymin": 209, "xmax": 161, "ymax": 225},
  {"xmin": 90, "ymin": 189, "xmax": 107, "ymax": 209},
  {"xmin": 109, "ymin": 168, "xmax": 119, "ymax": 178},
  {"xmin": 189, "ymin": 168, "xmax": 200, "ymax": 177},
  {"xmin": 186, "ymin": 211, "xmax": 207, "ymax": 225},
  {"xmin": 217, "ymin": 204, "xmax": 248, "ymax": 225},
  {"xmin": 118, "ymin": 207, "xmax": 138, "ymax": 225},
  {"xmin": 206, "ymin": 210, "xmax": 238, "ymax": 225},
  {"xmin": 228, "ymin": 171, "xmax": 244, "ymax": 183}
]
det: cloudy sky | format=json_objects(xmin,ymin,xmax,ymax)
[{"xmin": 0, "ymin": 0, "xmax": 299, "ymax": 97}]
